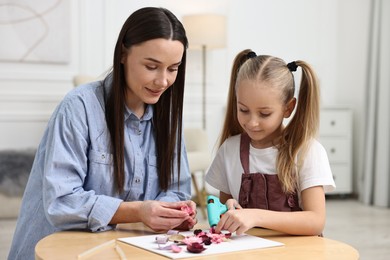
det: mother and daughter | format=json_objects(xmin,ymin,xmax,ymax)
[{"xmin": 8, "ymin": 6, "xmax": 334, "ymax": 260}]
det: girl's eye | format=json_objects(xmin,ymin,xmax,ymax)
[
  {"xmin": 260, "ymin": 113, "xmax": 271, "ymax": 117},
  {"xmin": 239, "ymin": 108, "xmax": 249, "ymax": 113}
]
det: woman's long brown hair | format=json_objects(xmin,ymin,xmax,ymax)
[{"xmin": 105, "ymin": 7, "xmax": 188, "ymax": 193}]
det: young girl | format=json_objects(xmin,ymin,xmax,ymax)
[{"xmin": 205, "ymin": 49, "xmax": 335, "ymax": 236}]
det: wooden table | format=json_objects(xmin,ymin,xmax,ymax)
[{"xmin": 35, "ymin": 223, "xmax": 359, "ymax": 259}]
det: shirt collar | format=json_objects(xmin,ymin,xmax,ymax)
[
  {"xmin": 124, "ymin": 104, "xmax": 154, "ymax": 122},
  {"xmin": 102, "ymin": 73, "xmax": 154, "ymax": 122}
]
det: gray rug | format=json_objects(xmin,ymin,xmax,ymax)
[{"xmin": 0, "ymin": 150, "xmax": 35, "ymax": 197}]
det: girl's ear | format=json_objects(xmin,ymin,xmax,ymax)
[{"xmin": 284, "ymin": 98, "xmax": 296, "ymax": 118}]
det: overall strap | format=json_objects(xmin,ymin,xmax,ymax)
[{"xmin": 240, "ymin": 133, "xmax": 251, "ymax": 174}]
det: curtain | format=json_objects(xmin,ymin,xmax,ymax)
[{"xmin": 360, "ymin": 0, "xmax": 390, "ymax": 207}]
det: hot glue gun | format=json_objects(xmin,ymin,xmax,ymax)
[{"xmin": 206, "ymin": 195, "xmax": 228, "ymax": 227}]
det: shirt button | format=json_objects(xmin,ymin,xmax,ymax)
[
  {"xmin": 137, "ymin": 130, "xmax": 142, "ymax": 135},
  {"xmin": 135, "ymin": 178, "xmax": 141, "ymax": 183},
  {"xmin": 101, "ymin": 154, "xmax": 105, "ymax": 160}
]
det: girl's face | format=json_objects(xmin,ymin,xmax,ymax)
[
  {"xmin": 236, "ymin": 80, "xmax": 295, "ymax": 149},
  {"xmin": 121, "ymin": 38, "xmax": 184, "ymax": 117}
]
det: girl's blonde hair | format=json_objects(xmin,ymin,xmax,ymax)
[{"xmin": 219, "ymin": 49, "xmax": 320, "ymax": 193}]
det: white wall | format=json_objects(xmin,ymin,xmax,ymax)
[
  {"xmin": 0, "ymin": 0, "xmax": 79, "ymax": 149},
  {"xmin": 0, "ymin": 0, "xmax": 371, "ymax": 194}
]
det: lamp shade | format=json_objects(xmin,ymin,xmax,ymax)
[{"xmin": 183, "ymin": 14, "xmax": 226, "ymax": 49}]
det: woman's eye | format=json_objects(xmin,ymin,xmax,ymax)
[
  {"xmin": 239, "ymin": 108, "xmax": 249, "ymax": 113},
  {"xmin": 260, "ymin": 113, "xmax": 271, "ymax": 117},
  {"xmin": 168, "ymin": 67, "xmax": 179, "ymax": 72},
  {"xmin": 146, "ymin": 65, "xmax": 157, "ymax": 70}
]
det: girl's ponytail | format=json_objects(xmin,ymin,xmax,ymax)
[
  {"xmin": 278, "ymin": 60, "xmax": 320, "ymax": 193},
  {"xmin": 218, "ymin": 49, "xmax": 254, "ymax": 147}
]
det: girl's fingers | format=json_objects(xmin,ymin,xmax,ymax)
[{"xmin": 235, "ymin": 203, "xmax": 243, "ymax": 209}]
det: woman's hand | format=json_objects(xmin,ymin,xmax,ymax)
[
  {"xmin": 173, "ymin": 200, "xmax": 198, "ymax": 230},
  {"xmin": 139, "ymin": 200, "xmax": 197, "ymax": 232}
]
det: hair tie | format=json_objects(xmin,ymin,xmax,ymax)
[
  {"xmin": 287, "ymin": 61, "xmax": 298, "ymax": 72},
  {"xmin": 246, "ymin": 51, "xmax": 257, "ymax": 59}
]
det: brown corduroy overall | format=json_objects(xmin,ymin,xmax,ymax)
[{"xmin": 238, "ymin": 133, "xmax": 302, "ymax": 212}]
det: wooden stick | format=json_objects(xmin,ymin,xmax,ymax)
[
  {"xmin": 77, "ymin": 239, "xmax": 116, "ymax": 259},
  {"xmin": 115, "ymin": 244, "xmax": 127, "ymax": 260}
]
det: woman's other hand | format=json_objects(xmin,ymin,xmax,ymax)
[{"xmin": 174, "ymin": 200, "xmax": 197, "ymax": 230}]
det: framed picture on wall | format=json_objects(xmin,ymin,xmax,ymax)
[{"xmin": 0, "ymin": 0, "xmax": 70, "ymax": 64}]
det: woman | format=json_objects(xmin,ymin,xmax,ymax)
[{"xmin": 8, "ymin": 7, "xmax": 196, "ymax": 260}]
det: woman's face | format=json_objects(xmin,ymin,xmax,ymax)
[
  {"xmin": 236, "ymin": 79, "xmax": 295, "ymax": 148},
  {"xmin": 121, "ymin": 38, "xmax": 184, "ymax": 117}
]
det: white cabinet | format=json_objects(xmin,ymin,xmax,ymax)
[{"xmin": 319, "ymin": 107, "xmax": 353, "ymax": 194}]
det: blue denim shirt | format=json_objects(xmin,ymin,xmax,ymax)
[{"xmin": 8, "ymin": 76, "xmax": 191, "ymax": 260}]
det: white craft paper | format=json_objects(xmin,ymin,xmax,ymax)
[{"xmin": 118, "ymin": 230, "xmax": 284, "ymax": 259}]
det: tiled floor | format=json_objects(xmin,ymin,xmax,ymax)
[
  {"xmin": 1, "ymin": 199, "xmax": 390, "ymax": 259},
  {"xmin": 324, "ymin": 198, "xmax": 390, "ymax": 259}
]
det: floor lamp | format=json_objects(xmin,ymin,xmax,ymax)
[{"xmin": 183, "ymin": 14, "xmax": 226, "ymax": 130}]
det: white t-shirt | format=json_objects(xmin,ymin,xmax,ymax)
[{"xmin": 205, "ymin": 134, "xmax": 336, "ymax": 201}]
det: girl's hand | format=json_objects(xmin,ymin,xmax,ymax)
[
  {"xmin": 139, "ymin": 200, "xmax": 196, "ymax": 232},
  {"xmin": 215, "ymin": 208, "xmax": 256, "ymax": 235},
  {"xmin": 225, "ymin": 199, "xmax": 243, "ymax": 210}
]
